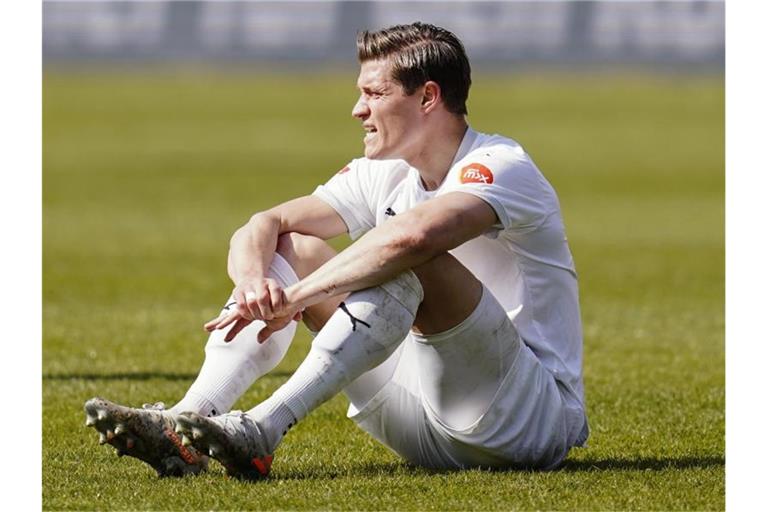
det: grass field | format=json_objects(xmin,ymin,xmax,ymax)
[{"xmin": 43, "ymin": 70, "xmax": 724, "ymax": 510}]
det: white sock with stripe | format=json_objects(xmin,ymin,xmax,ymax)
[
  {"xmin": 170, "ymin": 254, "xmax": 300, "ymax": 417},
  {"xmin": 246, "ymin": 271, "xmax": 423, "ymax": 453}
]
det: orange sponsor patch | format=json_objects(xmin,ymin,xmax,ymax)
[
  {"xmin": 460, "ymin": 163, "xmax": 494, "ymax": 184},
  {"xmin": 337, "ymin": 165, "xmax": 351, "ymax": 175}
]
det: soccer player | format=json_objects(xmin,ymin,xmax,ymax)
[{"xmin": 85, "ymin": 22, "xmax": 589, "ymax": 479}]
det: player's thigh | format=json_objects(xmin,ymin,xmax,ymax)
[
  {"xmin": 433, "ymin": 339, "xmax": 574, "ymax": 470},
  {"xmin": 276, "ymin": 232, "xmax": 336, "ymax": 279},
  {"xmin": 413, "ymin": 285, "xmax": 573, "ymax": 470},
  {"xmin": 410, "ymin": 252, "xmax": 483, "ymax": 335},
  {"xmin": 411, "ymin": 284, "xmax": 521, "ymax": 432},
  {"xmin": 275, "ymin": 232, "xmax": 346, "ymax": 332},
  {"xmin": 343, "ymin": 342, "xmax": 402, "ymax": 412},
  {"xmin": 346, "ymin": 339, "xmax": 460, "ymax": 469}
]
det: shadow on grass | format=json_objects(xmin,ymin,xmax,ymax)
[
  {"xmin": 42, "ymin": 370, "xmax": 294, "ymax": 381},
  {"xmin": 559, "ymin": 455, "xmax": 724, "ymax": 472},
  {"xmin": 276, "ymin": 455, "xmax": 724, "ymax": 481},
  {"xmin": 276, "ymin": 461, "xmax": 411, "ymax": 481}
]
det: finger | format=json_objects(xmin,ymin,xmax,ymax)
[
  {"xmin": 233, "ymin": 290, "xmax": 253, "ymax": 321},
  {"xmin": 267, "ymin": 281, "xmax": 284, "ymax": 316},
  {"xmin": 235, "ymin": 288, "xmax": 247, "ymax": 315},
  {"xmin": 204, "ymin": 310, "xmax": 234, "ymax": 331},
  {"xmin": 214, "ymin": 310, "xmax": 241, "ymax": 331},
  {"xmin": 257, "ymin": 325, "xmax": 275, "ymax": 344},
  {"xmin": 204, "ymin": 315, "xmax": 224, "ymax": 331},
  {"xmin": 244, "ymin": 290, "xmax": 260, "ymax": 320},
  {"xmin": 225, "ymin": 317, "xmax": 253, "ymax": 343},
  {"xmin": 256, "ymin": 287, "xmax": 273, "ymax": 321},
  {"xmin": 292, "ymin": 310, "xmax": 302, "ymax": 322},
  {"xmin": 204, "ymin": 310, "xmax": 230, "ymax": 330}
]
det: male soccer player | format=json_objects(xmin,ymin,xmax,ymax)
[{"xmin": 85, "ymin": 22, "xmax": 589, "ymax": 479}]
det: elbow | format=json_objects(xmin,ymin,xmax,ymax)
[
  {"xmin": 230, "ymin": 211, "xmax": 273, "ymax": 247},
  {"xmin": 230, "ymin": 226, "xmax": 246, "ymax": 248},
  {"xmin": 247, "ymin": 210, "xmax": 272, "ymax": 229},
  {"xmin": 230, "ymin": 220, "xmax": 253, "ymax": 248}
]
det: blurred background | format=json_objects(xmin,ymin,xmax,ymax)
[
  {"xmin": 44, "ymin": 0, "xmax": 723, "ymax": 68},
  {"xmin": 43, "ymin": 2, "xmax": 724, "ymax": 509}
]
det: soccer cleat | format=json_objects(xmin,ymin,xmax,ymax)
[
  {"xmin": 83, "ymin": 397, "xmax": 208, "ymax": 477},
  {"xmin": 175, "ymin": 411, "xmax": 273, "ymax": 480}
]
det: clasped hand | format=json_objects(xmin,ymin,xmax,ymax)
[{"xmin": 204, "ymin": 277, "xmax": 302, "ymax": 343}]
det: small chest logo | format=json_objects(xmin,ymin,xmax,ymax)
[{"xmin": 460, "ymin": 163, "xmax": 494, "ymax": 184}]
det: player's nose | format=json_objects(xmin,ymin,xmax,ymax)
[{"xmin": 352, "ymin": 95, "xmax": 369, "ymax": 119}]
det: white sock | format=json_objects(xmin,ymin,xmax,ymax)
[
  {"xmin": 247, "ymin": 271, "xmax": 423, "ymax": 453},
  {"xmin": 170, "ymin": 253, "xmax": 299, "ymax": 417}
]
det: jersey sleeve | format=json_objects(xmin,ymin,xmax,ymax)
[
  {"xmin": 438, "ymin": 146, "xmax": 556, "ymax": 236},
  {"xmin": 312, "ymin": 159, "xmax": 377, "ymax": 240}
]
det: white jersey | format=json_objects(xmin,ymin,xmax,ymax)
[{"xmin": 313, "ymin": 127, "xmax": 587, "ymax": 422}]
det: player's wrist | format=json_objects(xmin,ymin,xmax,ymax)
[{"xmin": 284, "ymin": 283, "xmax": 315, "ymax": 314}]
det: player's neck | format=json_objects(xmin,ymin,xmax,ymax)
[{"xmin": 410, "ymin": 119, "xmax": 468, "ymax": 191}]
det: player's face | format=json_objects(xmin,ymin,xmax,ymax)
[{"xmin": 352, "ymin": 59, "xmax": 425, "ymax": 160}]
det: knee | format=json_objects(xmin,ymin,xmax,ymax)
[
  {"xmin": 276, "ymin": 232, "xmax": 336, "ymax": 279},
  {"xmin": 276, "ymin": 232, "xmax": 327, "ymax": 261}
]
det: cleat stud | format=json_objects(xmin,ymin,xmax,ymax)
[
  {"xmin": 97, "ymin": 410, "xmax": 108, "ymax": 421},
  {"xmin": 174, "ymin": 424, "xmax": 184, "ymax": 434},
  {"xmin": 106, "ymin": 429, "xmax": 115, "ymax": 441},
  {"xmin": 181, "ymin": 435, "xmax": 192, "ymax": 447},
  {"xmin": 98, "ymin": 433, "xmax": 108, "ymax": 445},
  {"xmin": 85, "ymin": 415, "xmax": 96, "ymax": 427},
  {"xmin": 212, "ymin": 443, "xmax": 225, "ymax": 458},
  {"xmin": 208, "ymin": 445, "xmax": 218, "ymax": 457},
  {"xmin": 192, "ymin": 428, "xmax": 203, "ymax": 440},
  {"xmin": 114, "ymin": 424, "xmax": 125, "ymax": 435}
]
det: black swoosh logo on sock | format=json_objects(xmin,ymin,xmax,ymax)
[{"xmin": 338, "ymin": 302, "xmax": 371, "ymax": 331}]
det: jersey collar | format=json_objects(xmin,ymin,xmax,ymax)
[{"xmin": 449, "ymin": 126, "xmax": 479, "ymax": 169}]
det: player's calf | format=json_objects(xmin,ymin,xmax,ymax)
[{"xmin": 83, "ymin": 397, "xmax": 208, "ymax": 477}]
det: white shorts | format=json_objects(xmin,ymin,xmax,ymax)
[{"xmin": 347, "ymin": 287, "xmax": 586, "ymax": 470}]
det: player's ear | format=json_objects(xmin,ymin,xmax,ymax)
[{"xmin": 421, "ymin": 81, "xmax": 441, "ymax": 114}]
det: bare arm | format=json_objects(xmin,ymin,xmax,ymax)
[
  {"xmin": 227, "ymin": 195, "xmax": 347, "ymax": 286},
  {"xmin": 284, "ymin": 192, "xmax": 498, "ymax": 311},
  {"xmin": 209, "ymin": 192, "xmax": 497, "ymax": 342},
  {"xmin": 217, "ymin": 195, "xmax": 347, "ymax": 324}
]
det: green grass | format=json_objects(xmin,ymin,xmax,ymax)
[{"xmin": 43, "ymin": 70, "xmax": 724, "ymax": 510}]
